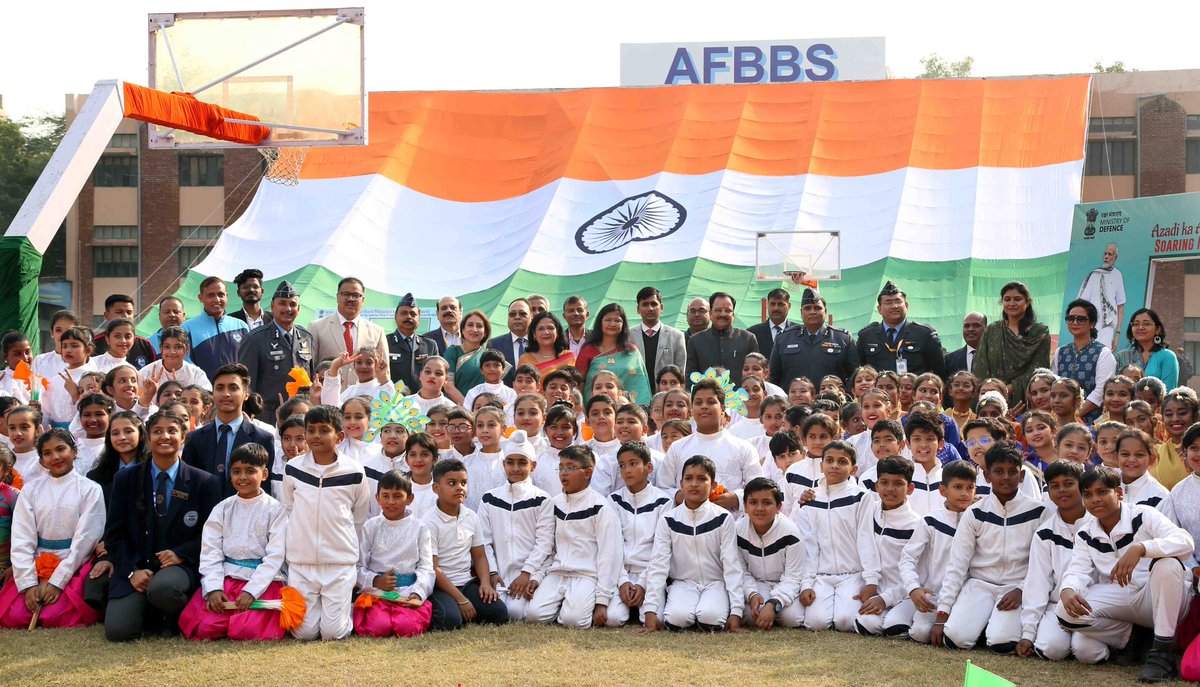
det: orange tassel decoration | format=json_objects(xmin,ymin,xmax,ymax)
[
  {"xmin": 284, "ymin": 368, "xmax": 312, "ymax": 399},
  {"xmin": 277, "ymin": 586, "xmax": 306, "ymax": 631},
  {"xmin": 28, "ymin": 552, "xmax": 62, "ymax": 630},
  {"xmin": 709, "ymin": 484, "xmax": 727, "ymax": 502},
  {"xmin": 11, "ymin": 469, "xmax": 24, "ymax": 491},
  {"xmin": 12, "ymin": 361, "xmax": 48, "ymax": 393},
  {"xmin": 353, "ymin": 593, "xmax": 375, "ymax": 610}
]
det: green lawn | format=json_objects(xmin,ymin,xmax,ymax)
[{"xmin": 0, "ymin": 623, "xmax": 1169, "ymax": 687}]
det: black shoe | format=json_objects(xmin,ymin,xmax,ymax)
[{"xmin": 1138, "ymin": 649, "xmax": 1177, "ymax": 683}]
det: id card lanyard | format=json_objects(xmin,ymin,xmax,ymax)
[{"xmin": 885, "ymin": 337, "xmax": 907, "ymax": 374}]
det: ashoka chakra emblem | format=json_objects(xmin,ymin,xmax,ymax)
[{"xmin": 575, "ymin": 191, "xmax": 686, "ymax": 254}]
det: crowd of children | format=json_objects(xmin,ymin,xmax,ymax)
[{"xmin": 1, "ymin": 292, "xmax": 1200, "ymax": 685}]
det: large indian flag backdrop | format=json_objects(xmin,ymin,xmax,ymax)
[{"xmin": 157, "ymin": 76, "xmax": 1091, "ymax": 346}]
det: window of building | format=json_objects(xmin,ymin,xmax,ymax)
[
  {"xmin": 178, "ymin": 245, "xmax": 212, "ymax": 272},
  {"xmin": 1188, "ymin": 115, "xmax": 1200, "ymax": 131},
  {"xmin": 1088, "ymin": 117, "xmax": 1136, "ymax": 134},
  {"xmin": 1188, "ymin": 139, "xmax": 1200, "ymax": 174},
  {"xmin": 93, "ymin": 246, "xmax": 138, "ymax": 278},
  {"xmin": 179, "ymin": 155, "xmax": 224, "ymax": 186},
  {"xmin": 1085, "ymin": 140, "xmax": 1135, "ymax": 176},
  {"xmin": 1186, "ymin": 342, "xmax": 1200, "ymax": 382},
  {"xmin": 108, "ymin": 133, "xmax": 138, "ymax": 149},
  {"xmin": 179, "ymin": 225, "xmax": 223, "ymax": 241},
  {"xmin": 94, "ymin": 225, "xmax": 137, "ymax": 241},
  {"xmin": 1186, "ymin": 260, "xmax": 1200, "ymax": 275},
  {"xmin": 93, "ymin": 155, "xmax": 137, "ymax": 187}
]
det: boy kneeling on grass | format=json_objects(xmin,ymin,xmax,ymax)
[
  {"xmin": 738, "ymin": 476, "xmax": 806, "ymax": 630},
  {"xmin": 640, "ymin": 456, "xmax": 745, "ymax": 632},
  {"xmin": 1057, "ymin": 465, "xmax": 1194, "ymax": 683}
]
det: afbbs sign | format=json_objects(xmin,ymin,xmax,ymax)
[{"xmin": 620, "ymin": 38, "xmax": 885, "ymax": 86}]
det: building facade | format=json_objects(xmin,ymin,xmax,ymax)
[
  {"xmin": 45, "ymin": 93, "xmax": 262, "ymax": 340},
  {"xmin": 1083, "ymin": 69, "xmax": 1200, "ymax": 388}
]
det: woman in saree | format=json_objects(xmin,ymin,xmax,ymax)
[
  {"xmin": 575, "ymin": 303, "xmax": 651, "ymax": 404},
  {"xmin": 443, "ymin": 310, "xmax": 492, "ymax": 404},
  {"xmin": 972, "ymin": 281, "xmax": 1051, "ymax": 408},
  {"xmin": 518, "ymin": 312, "xmax": 576, "ymax": 376}
]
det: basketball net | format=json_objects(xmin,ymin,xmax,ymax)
[
  {"xmin": 258, "ymin": 146, "xmax": 308, "ymax": 186},
  {"xmin": 783, "ymin": 269, "xmax": 819, "ymax": 290}
]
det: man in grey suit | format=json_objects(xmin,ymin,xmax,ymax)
[
  {"xmin": 306, "ymin": 277, "xmax": 387, "ymax": 387},
  {"xmin": 238, "ymin": 281, "xmax": 315, "ymax": 424},
  {"xmin": 685, "ymin": 292, "xmax": 758, "ymax": 387},
  {"xmin": 747, "ymin": 287, "xmax": 797, "ymax": 360},
  {"xmin": 630, "ymin": 286, "xmax": 687, "ymax": 382}
]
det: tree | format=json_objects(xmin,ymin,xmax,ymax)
[
  {"xmin": 0, "ymin": 113, "xmax": 66, "ymax": 231},
  {"xmin": 1093, "ymin": 60, "xmax": 1134, "ymax": 73},
  {"xmin": 917, "ymin": 54, "xmax": 974, "ymax": 79}
]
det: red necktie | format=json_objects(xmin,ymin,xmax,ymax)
[{"xmin": 342, "ymin": 321, "xmax": 355, "ymax": 353}]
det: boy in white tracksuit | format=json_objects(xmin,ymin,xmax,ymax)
[
  {"xmin": 900, "ymin": 459, "xmax": 978, "ymax": 644},
  {"xmin": 526, "ymin": 445, "xmax": 623, "ymax": 628},
  {"xmin": 478, "ymin": 431, "xmax": 555, "ymax": 621},
  {"xmin": 1057, "ymin": 465, "xmax": 1195, "ymax": 683},
  {"xmin": 641, "ymin": 455, "xmax": 746, "ymax": 632},
  {"xmin": 738, "ymin": 477, "xmax": 806, "ymax": 629},
  {"xmin": 859, "ymin": 412, "xmax": 945, "ymax": 516},
  {"xmin": 860, "ymin": 456, "xmax": 922, "ymax": 637},
  {"xmin": 656, "ymin": 379, "xmax": 762, "ymax": 511},
  {"xmin": 607, "ymin": 441, "xmax": 672, "ymax": 626},
  {"xmin": 936, "ymin": 441, "xmax": 1046, "ymax": 653},
  {"xmin": 783, "ymin": 415, "xmax": 835, "ymax": 515},
  {"xmin": 1016, "ymin": 461, "xmax": 1109, "ymax": 663},
  {"xmin": 280, "ymin": 406, "xmax": 373, "ymax": 640},
  {"xmin": 793, "ymin": 440, "xmax": 880, "ymax": 633}
]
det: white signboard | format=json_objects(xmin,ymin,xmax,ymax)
[{"xmin": 620, "ymin": 38, "xmax": 886, "ymax": 86}]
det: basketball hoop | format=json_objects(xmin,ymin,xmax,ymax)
[
  {"xmin": 259, "ymin": 146, "xmax": 308, "ymax": 186},
  {"xmin": 783, "ymin": 269, "xmax": 808, "ymax": 286}
]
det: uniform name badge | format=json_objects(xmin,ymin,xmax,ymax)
[{"xmin": 895, "ymin": 355, "xmax": 908, "ymax": 375}]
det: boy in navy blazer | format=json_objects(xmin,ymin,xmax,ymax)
[
  {"xmin": 182, "ymin": 363, "xmax": 277, "ymax": 498},
  {"xmin": 95, "ymin": 410, "xmax": 222, "ymax": 641}
]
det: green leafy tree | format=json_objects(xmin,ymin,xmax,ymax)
[
  {"xmin": 1093, "ymin": 60, "xmax": 1133, "ymax": 73},
  {"xmin": 0, "ymin": 113, "xmax": 66, "ymax": 231},
  {"xmin": 917, "ymin": 54, "xmax": 974, "ymax": 79}
]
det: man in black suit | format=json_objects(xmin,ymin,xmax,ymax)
[
  {"xmin": 945, "ymin": 311, "xmax": 987, "ymax": 379},
  {"xmin": 182, "ymin": 363, "xmax": 277, "ymax": 497},
  {"xmin": 685, "ymin": 292, "xmax": 758, "ymax": 386},
  {"xmin": 238, "ymin": 281, "xmax": 315, "ymax": 424},
  {"xmin": 229, "ymin": 268, "xmax": 272, "ymax": 331},
  {"xmin": 490, "ymin": 297, "xmax": 531, "ymax": 385},
  {"xmin": 421, "ymin": 295, "xmax": 462, "ymax": 354},
  {"xmin": 855, "ymin": 280, "xmax": 946, "ymax": 379},
  {"xmin": 96, "ymin": 419, "xmax": 222, "ymax": 642},
  {"xmin": 388, "ymin": 293, "xmax": 439, "ymax": 394},
  {"xmin": 747, "ymin": 287, "xmax": 798, "ymax": 360}
]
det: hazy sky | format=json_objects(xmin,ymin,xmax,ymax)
[{"xmin": 2, "ymin": 0, "xmax": 1196, "ymax": 120}]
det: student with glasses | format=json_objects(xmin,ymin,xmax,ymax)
[{"xmin": 1051, "ymin": 299, "xmax": 1117, "ymax": 420}]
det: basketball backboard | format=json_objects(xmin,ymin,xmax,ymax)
[
  {"xmin": 755, "ymin": 230, "xmax": 841, "ymax": 286},
  {"xmin": 146, "ymin": 8, "xmax": 365, "ymax": 149}
]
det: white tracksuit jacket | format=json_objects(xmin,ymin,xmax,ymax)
[
  {"xmin": 1020, "ymin": 511, "xmax": 1086, "ymax": 641},
  {"xmin": 1060, "ymin": 504, "xmax": 1194, "ymax": 596},
  {"xmin": 866, "ymin": 500, "xmax": 922, "ymax": 607},
  {"xmin": 280, "ymin": 452, "xmax": 372, "ymax": 566},
  {"xmin": 609, "ymin": 484, "xmax": 673, "ymax": 586},
  {"xmin": 899, "ymin": 507, "xmax": 965, "ymax": 598},
  {"xmin": 641, "ymin": 501, "xmax": 746, "ymax": 617},
  {"xmin": 535, "ymin": 488, "xmax": 623, "ymax": 604},
  {"xmin": 792, "ymin": 480, "xmax": 880, "ymax": 592},
  {"xmin": 735, "ymin": 515, "xmax": 805, "ymax": 608},
  {"xmin": 479, "ymin": 478, "xmax": 555, "ymax": 584}
]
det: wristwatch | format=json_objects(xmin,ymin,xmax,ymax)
[{"xmin": 768, "ymin": 598, "xmax": 783, "ymax": 614}]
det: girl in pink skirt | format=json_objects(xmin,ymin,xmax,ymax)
[
  {"xmin": 179, "ymin": 444, "xmax": 287, "ymax": 641},
  {"xmin": 0, "ymin": 429, "xmax": 105, "ymax": 628},
  {"xmin": 353, "ymin": 470, "xmax": 434, "ymax": 637}
]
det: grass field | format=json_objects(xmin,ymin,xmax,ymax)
[{"xmin": 0, "ymin": 623, "xmax": 1169, "ymax": 687}]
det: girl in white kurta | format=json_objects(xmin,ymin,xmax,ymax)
[
  {"xmin": 179, "ymin": 443, "xmax": 288, "ymax": 641},
  {"xmin": 0, "ymin": 429, "xmax": 105, "ymax": 628}
]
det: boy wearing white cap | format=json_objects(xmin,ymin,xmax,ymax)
[{"xmin": 478, "ymin": 430, "xmax": 555, "ymax": 620}]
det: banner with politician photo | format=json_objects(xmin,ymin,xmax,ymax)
[{"xmin": 1063, "ymin": 192, "xmax": 1200, "ymax": 349}]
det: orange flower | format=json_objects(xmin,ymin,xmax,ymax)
[
  {"xmin": 284, "ymin": 368, "xmax": 312, "ymax": 399},
  {"xmin": 709, "ymin": 484, "xmax": 727, "ymax": 502},
  {"xmin": 10, "ymin": 469, "xmax": 23, "ymax": 491}
]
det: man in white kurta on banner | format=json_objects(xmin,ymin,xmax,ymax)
[{"xmin": 1077, "ymin": 243, "xmax": 1126, "ymax": 350}]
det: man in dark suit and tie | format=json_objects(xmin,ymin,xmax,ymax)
[
  {"xmin": 238, "ymin": 281, "xmax": 315, "ymax": 424},
  {"xmin": 182, "ymin": 363, "xmax": 277, "ymax": 497},
  {"xmin": 747, "ymin": 288, "xmax": 798, "ymax": 361},
  {"xmin": 490, "ymin": 298, "xmax": 532, "ymax": 385},
  {"xmin": 945, "ymin": 311, "xmax": 987, "ymax": 379},
  {"xmin": 421, "ymin": 295, "xmax": 462, "ymax": 354},
  {"xmin": 97, "ymin": 413, "xmax": 222, "ymax": 641},
  {"xmin": 388, "ymin": 293, "xmax": 439, "ymax": 394},
  {"xmin": 855, "ymin": 281, "xmax": 946, "ymax": 379}
]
